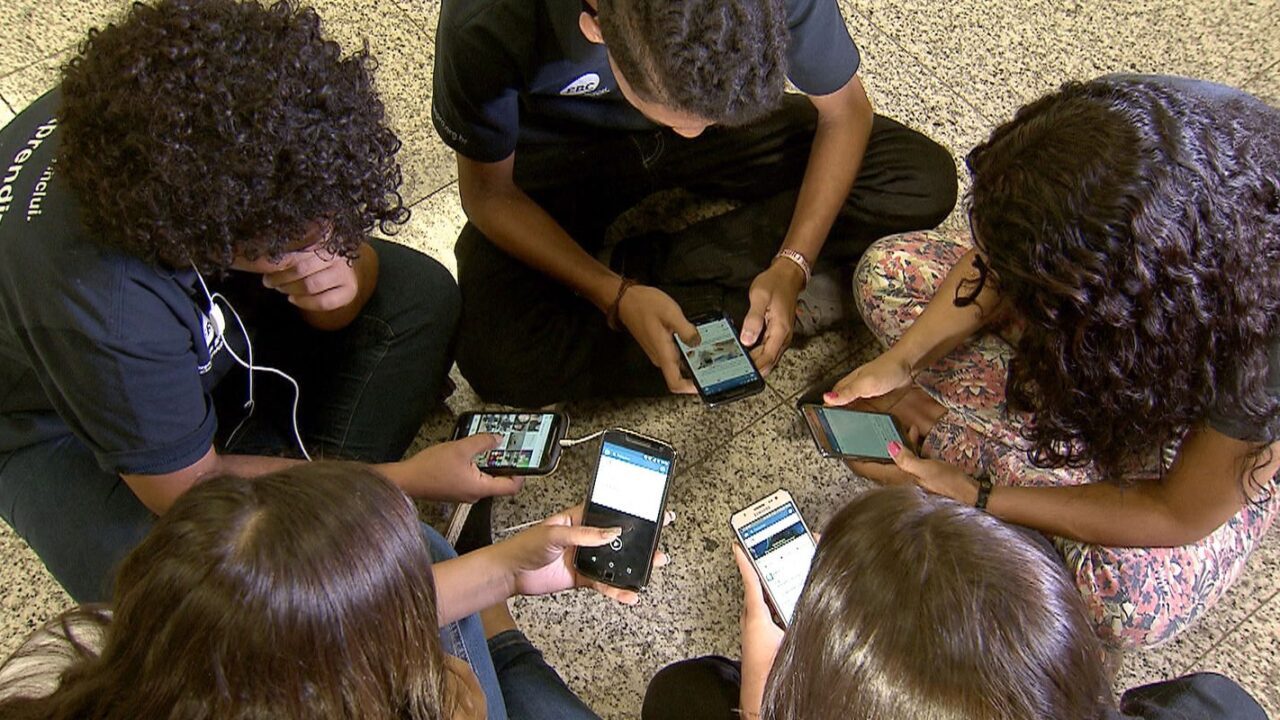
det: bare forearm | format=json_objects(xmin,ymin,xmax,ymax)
[
  {"xmin": 123, "ymin": 450, "xmax": 301, "ymax": 515},
  {"xmin": 784, "ymin": 83, "xmax": 873, "ymax": 260},
  {"xmin": 888, "ymin": 248, "xmax": 995, "ymax": 371},
  {"xmin": 462, "ymin": 176, "xmax": 620, "ymax": 312},
  {"xmin": 430, "ymin": 546, "xmax": 516, "ymax": 625}
]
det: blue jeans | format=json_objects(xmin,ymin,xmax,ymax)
[
  {"xmin": 0, "ymin": 241, "xmax": 459, "ymax": 602},
  {"xmin": 421, "ymin": 525, "xmax": 599, "ymax": 720}
]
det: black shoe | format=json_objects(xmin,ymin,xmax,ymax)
[{"xmin": 453, "ymin": 497, "xmax": 493, "ymax": 555}]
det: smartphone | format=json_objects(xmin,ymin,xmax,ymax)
[
  {"xmin": 798, "ymin": 404, "xmax": 906, "ymax": 462},
  {"xmin": 451, "ymin": 411, "xmax": 568, "ymax": 476},
  {"xmin": 675, "ymin": 312, "xmax": 765, "ymax": 407},
  {"xmin": 730, "ymin": 489, "xmax": 818, "ymax": 628},
  {"xmin": 574, "ymin": 429, "xmax": 677, "ymax": 591}
]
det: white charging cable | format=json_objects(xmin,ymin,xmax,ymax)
[{"xmin": 192, "ymin": 266, "xmax": 312, "ymax": 461}]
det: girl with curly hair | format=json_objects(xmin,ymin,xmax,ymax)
[
  {"xmin": 0, "ymin": 0, "xmax": 520, "ymax": 608},
  {"xmin": 825, "ymin": 76, "xmax": 1280, "ymax": 649},
  {"xmin": 0, "ymin": 463, "xmax": 630, "ymax": 719}
]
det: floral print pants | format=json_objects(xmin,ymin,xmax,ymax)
[{"xmin": 853, "ymin": 229, "xmax": 1280, "ymax": 650}]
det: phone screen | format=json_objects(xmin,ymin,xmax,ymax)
[
  {"xmin": 578, "ymin": 436, "xmax": 674, "ymax": 588},
  {"xmin": 465, "ymin": 412, "xmax": 557, "ymax": 470},
  {"xmin": 809, "ymin": 407, "xmax": 903, "ymax": 460},
  {"xmin": 676, "ymin": 318, "xmax": 760, "ymax": 397},
  {"xmin": 736, "ymin": 500, "xmax": 816, "ymax": 626}
]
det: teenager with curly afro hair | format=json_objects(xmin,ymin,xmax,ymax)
[
  {"xmin": 0, "ymin": 0, "xmax": 521, "ymax": 611},
  {"xmin": 432, "ymin": 0, "xmax": 957, "ymax": 407},
  {"xmin": 827, "ymin": 76, "xmax": 1280, "ymax": 650}
]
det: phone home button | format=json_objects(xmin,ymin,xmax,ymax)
[{"xmin": 610, "ymin": 538, "xmax": 623, "ymax": 551}]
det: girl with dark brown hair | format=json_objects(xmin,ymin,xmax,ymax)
[
  {"xmin": 827, "ymin": 76, "xmax": 1280, "ymax": 650},
  {"xmin": 643, "ymin": 486, "xmax": 1266, "ymax": 720},
  {"xmin": 0, "ymin": 463, "xmax": 636, "ymax": 719}
]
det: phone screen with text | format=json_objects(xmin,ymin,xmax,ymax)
[
  {"xmin": 578, "ymin": 438, "xmax": 674, "ymax": 588},
  {"xmin": 737, "ymin": 501, "xmax": 816, "ymax": 626},
  {"xmin": 677, "ymin": 318, "xmax": 760, "ymax": 397}
]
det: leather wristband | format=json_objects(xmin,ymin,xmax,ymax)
[
  {"xmin": 606, "ymin": 277, "xmax": 637, "ymax": 332},
  {"xmin": 974, "ymin": 474, "xmax": 994, "ymax": 511},
  {"xmin": 774, "ymin": 249, "xmax": 812, "ymax": 287}
]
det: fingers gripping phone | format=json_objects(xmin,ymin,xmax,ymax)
[
  {"xmin": 574, "ymin": 429, "xmax": 677, "ymax": 591},
  {"xmin": 676, "ymin": 312, "xmax": 765, "ymax": 407},
  {"xmin": 799, "ymin": 404, "xmax": 906, "ymax": 463},
  {"xmin": 452, "ymin": 411, "xmax": 568, "ymax": 476},
  {"xmin": 731, "ymin": 489, "xmax": 818, "ymax": 628}
]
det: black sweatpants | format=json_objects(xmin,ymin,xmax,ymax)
[{"xmin": 455, "ymin": 96, "xmax": 958, "ymax": 406}]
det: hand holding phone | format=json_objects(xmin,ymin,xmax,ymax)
[
  {"xmin": 452, "ymin": 411, "xmax": 568, "ymax": 476},
  {"xmin": 497, "ymin": 504, "xmax": 670, "ymax": 606},
  {"xmin": 615, "ymin": 284, "xmax": 700, "ymax": 395},
  {"xmin": 574, "ymin": 429, "xmax": 677, "ymax": 591},
  {"xmin": 676, "ymin": 312, "xmax": 765, "ymax": 407},
  {"xmin": 730, "ymin": 489, "xmax": 817, "ymax": 628},
  {"xmin": 396, "ymin": 436, "xmax": 525, "ymax": 503}
]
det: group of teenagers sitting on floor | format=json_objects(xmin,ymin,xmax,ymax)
[{"xmin": 0, "ymin": 0, "xmax": 1276, "ymax": 718}]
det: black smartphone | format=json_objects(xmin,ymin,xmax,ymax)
[
  {"xmin": 451, "ymin": 411, "xmax": 568, "ymax": 476},
  {"xmin": 798, "ymin": 404, "xmax": 906, "ymax": 463},
  {"xmin": 675, "ymin": 312, "xmax": 765, "ymax": 407},
  {"xmin": 574, "ymin": 428, "xmax": 677, "ymax": 591},
  {"xmin": 730, "ymin": 489, "xmax": 818, "ymax": 628}
]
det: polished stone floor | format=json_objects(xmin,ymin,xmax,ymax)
[{"xmin": 1, "ymin": 1, "xmax": 1277, "ymax": 717}]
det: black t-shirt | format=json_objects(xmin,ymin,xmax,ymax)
[
  {"xmin": 0, "ymin": 90, "xmax": 246, "ymax": 475},
  {"xmin": 432, "ymin": 0, "xmax": 861, "ymax": 162}
]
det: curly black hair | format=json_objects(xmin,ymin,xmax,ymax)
[
  {"xmin": 963, "ymin": 78, "xmax": 1280, "ymax": 485},
  {"xmin": 597, "ymin": 0, "xmax": 787, "ymax": 126},
  {"xmin": 58, "ymin": 0, "xmax": 408, "ymax": 272}
]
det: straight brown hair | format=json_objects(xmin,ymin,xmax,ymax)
[
  {"xmin": 0, "ymin": 463, "xmax": 467, "ymax": 719},
  {"xmin": 764, "ymin": 486, "xmax": 1114, "ymax": 720}
]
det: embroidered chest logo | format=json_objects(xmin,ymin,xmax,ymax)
[{"xmin": 560, "ymin": 73, "xmax": 609, "ymax": 96}]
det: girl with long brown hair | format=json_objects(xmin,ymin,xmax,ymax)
[{"xmin": 0, "ymin": 463, "xmax": 634, "ymax": 719}]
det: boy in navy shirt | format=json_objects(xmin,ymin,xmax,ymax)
[{"xmin": 434, "ymin": 0, "xmax": 958, "ymax": 405}]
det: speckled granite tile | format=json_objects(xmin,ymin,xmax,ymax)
[
  {"xmin": 375, "ymin": 182, "xmax": 466, "ymax": 280},
  {"xmin": 506, "ymin": 401, "xmax": 875, "ymax": 720},
  {"xmin": 307, "ymin": 0, "xmax": 453, "ymax": 206},
  {"xmin": 837, "ymin": 7, "xmax": 988, "ymax": 212},
  {"xmin": 0, "ymin": 49, "xmax": 69, "ymax": 113},
  {"xmin": 0, "ymin": 0, "xmax": 125, "ymax": 78},
  {"xmin": 0, "ymin": 97, "xmax": 14, "ymax": 128},
  {"xmin": 0, "ymin": 524, "xmax": 73, "ymax": 658},
  {"xmin": 1187, "ymin": 591, "xmax": 1280, "ymax": 718},
  {"xmin": 765, "ymin": 324, "xmax": 871, "ymax": 400},
  {"xmin": 1244, "ymin": 61, "xmax": 1280, "ymax": 107}
]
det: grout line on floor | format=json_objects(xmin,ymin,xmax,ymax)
[
  {"xmin": 0, "ymin": 94, "xmax": 15, "ymax": 117},
  {"xmin": 1242, "ymin": 59, "xmax": 1280, "ymax": 92},
  {"xmin": 387, "ymin": 0, "xmax": 435, "ymax": 45},
  {"xmin": 408, "ymin": 179, "xmax": 459, "ymax": 209},
  {"xmin": 0, "ymin": 42, "xmax": 76, "ymax": 84},
  {"xmin": 1175, "ymin": 586, "xmax": 1280, "ymax": 676},
  {"xmin": 841, "ymin": 6, "xmax": 998, "ymax": 126}
]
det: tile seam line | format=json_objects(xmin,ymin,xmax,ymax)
[
  {"xmin": 408, "ymin": 179, "xmax": 459, "ymax": 209},
  {"xmin": 1175, "ymin": 585, "xmax": 1280, "ymax": 676},
  {"xmin": 0, "ymin": 42, "xmax": 77, "ymax": 83},
  {"xmin": 847, "ymin": 7, "xmax": 998, "ymax": 126},
  {"xmin": 389, "ymin": 0, "xmax": 434, "ymax": 40},
  {"xmin": 1242, "ymin": 59, "xmax": 1280, "ymax": 90},
  {"xmin": 669, "ymin": 391, "xmax": 788, "ymax": 483},
  {"xmin": 0, "ymin": 94, "xmax": 14, "ymax": 116}
]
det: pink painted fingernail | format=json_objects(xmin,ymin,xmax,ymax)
[{"xmin": 887, "ymin": 441, "xmax": 902, "ymax": 457}]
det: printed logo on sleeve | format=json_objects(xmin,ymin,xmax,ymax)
[{"xmin": 560, "ymin": 73, "xmax": 607, "ymax": 96}]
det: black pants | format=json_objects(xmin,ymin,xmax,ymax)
[
  {"xmin": 455, "ymin": 97, "xmax": 958, "ymax": 406},
  {"xmin": 640, "ymin": 658, "xmax": 1269, "ymax": 720},
  {"xmin": 0, "ymin": 240, "xmax": 459, "ymax": 602}
]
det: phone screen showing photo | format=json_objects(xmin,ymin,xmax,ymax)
[
  {"xmin": 578, "ymin": 438, "xmax": 674, "ymax": 587},
  {"xmin": 467, "ymin": 413, "xmax": 556, "ymax": 469},
  {"xmin": 813, "ymin": 408, "xmax": 903, "ymax": 460},
  {"xmin": 737, "ymin": 501, "xmax": 816, "ymax": 626},
  {"xmin": 676, "ymin": 318, "xmax": 760, "ymax": 397}
]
